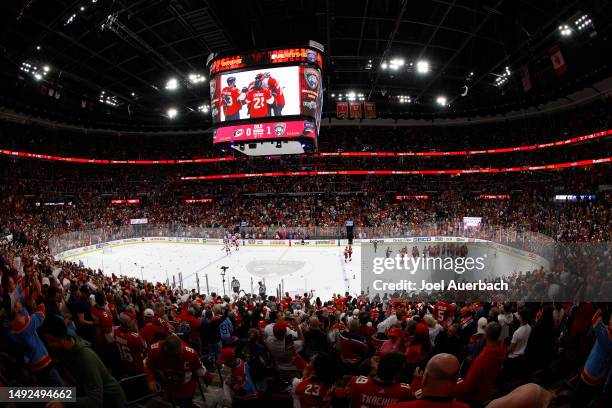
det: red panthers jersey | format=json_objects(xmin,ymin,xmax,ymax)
[
  {"xmin": 263, "ymin": 77, "xmax": 285, "ymax": 106},
  {"xmin": 113, "ymin": 327, "xmax": 147, "ymax": 376},
  {"xmin": 433, "ymin": 302, "xmax": 455, "ymax": 325},
  {"xmin": 347, "ymin": 376, "xmax": 413, "ymax": 408},
  {"xmin": 245, "ymin": 88, "xmax": 274, "ymax": 118},
  {"xmin": 221, "ymin": 86, "xmax": 242, "ymax": 117},
  {"xmin": 144, "ymin": 340, "xmax": 206, "ymax": 398},
  {"xmin": 294, "ymin": 377, "xmax": 333, "ymax": 408},
  {"xmin": 90, "ymin": 305, "xmax": 113, "ymax": 346}
]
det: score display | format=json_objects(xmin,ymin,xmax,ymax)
[{"xmin": 207, "ymin": 43, "xmax": 323, "ymax": 156}]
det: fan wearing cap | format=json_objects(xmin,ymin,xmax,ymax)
[
  {"xmin": 217, "ymin": 347, "xmax": 258, "ymax": 401},
  {"xmin": 380, "ymin": 327, "xmax": 405, "ymax": 355},
  {"xmin": 221, "ymin": 76, "xmax": 243, "ymax": 121},
  {"xmin": 265, "ymin": 319, "xmax": 303, "ymax": 382},
  {"xmin": 144, "ymin": 334, "xmax": 210, "ymax": 406},
  {"xmin": 111, "ymin": 312, "xmax": 147, "ymax": 376},
  {"xmin": 465, "ymin": 317, "xmax": 488, "ymax": 361},
  {"xmin": 140, "ymin": 308, "xmax": 170, "ymax": 345},
  {"xmin": 43, "ymin": 314, "xmax": 127, "ymax": 408}
]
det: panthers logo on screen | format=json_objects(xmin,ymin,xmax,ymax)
[
  {"xmin": 274, "ymin": 123, "xmax": 286, "ymax": 136},
  {"xmin": 304, "ymin": 68, "xmax": 320, "ymax": 90},
  {"xmin": 306, "ymin": 50, "xmax": 318, "ymax": 64}
]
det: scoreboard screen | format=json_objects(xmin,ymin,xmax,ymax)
[{"xmin": 207, "ymin": 43, "xmax": 323, "ymax": 156}]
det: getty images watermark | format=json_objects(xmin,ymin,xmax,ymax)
[
  {"xmin": 371, "ymin": 252, "xmax": 508, "ymax": 292},
  {"xmin": 361, "ymin": 240, "xmax": 612, "ymax": 302}
]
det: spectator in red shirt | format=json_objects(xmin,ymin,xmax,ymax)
[
  {"xmin": 144, "ymin": 334, "xmax": 209, "ymax": 408},
  {"xmin": 112, "ymin": 312, "xmax": 147, "ymax": 377},
  {"xmin": 346, "ymin": 352, "xmax": 413, "ymax": 408},
  {"xmin": 338, "ymin": 318, "xmax": 370, "ymax": 373},
  {"xmin": 139, "ymin": 308, "xmax": 170, "ymax": 345},
  {"xmin": 90, "ymin": 291, "xmax": 114, "ymax": 360},
  {"xmin": 388, "ymin": 353, "xmax": 469, "ymax": 408},
  {"xmin": 292, "ymin": 352, "xmax": 336, "ymax": 408},
  {"xmin": 455, "ymin": 321, "xmax": 506, "ymax": 405}
]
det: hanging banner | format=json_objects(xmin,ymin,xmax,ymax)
[
  {"xmin": 521, "ymin": 64, "xmax": 532, "ymax": 92},
  {"xmin": 349, "ymin": 102, "xmax": 362, "ymax": 119},
  {"xmin": 549, "ymin": 45, "xmax": 567, "ymax": 75},
  {"xmin": 336, "ymin": 102, "xmax": 348, "ymax": 119},
  {"xmin": 364, "ymin": 101, "xmax": 377, "ymax": 119}
]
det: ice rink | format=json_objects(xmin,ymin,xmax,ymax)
[{"xmin": 67, "ymin": 243, "xmax": 361, "ymax": 300}]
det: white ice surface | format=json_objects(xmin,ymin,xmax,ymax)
[{"xmin": 70, "ymin": 243, "xmax": 361, "ymax": 301}]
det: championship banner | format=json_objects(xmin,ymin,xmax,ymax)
[
  {"xmin": 336, "ymin": 102, "xmax": 348, "ymax": 119},
  {"xmin": 364, "ymin": 101, "xmax": 377, "ymax": 119},
  {"xmin": 349, "ymin": 102, "xmax": 362, "ymax": 119}
]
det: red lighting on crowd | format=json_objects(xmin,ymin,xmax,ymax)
[
  {"xmin": 184, "ymin": 198, "xmax": 213, "ymax": 204},
  {"xmin": 479, "ymin": 194, "xmax": 511, "ymax": 199},
  {"xmin": 396, "ymin": 195, "xmax": 430, "ymax": 200},
  {"xmin": 180, "ymin": 157, "xmax": 611, "ymax": 180},
  {"xmin": 111, "ymin": 199, "xmax": 140, "ymax": 205},
  {"xmin": 0, "ymin": 129, "xmax": 608, "ymax": 165}
]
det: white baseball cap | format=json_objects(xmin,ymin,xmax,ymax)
[
  {"xmin": 144, "ymin": 308, "xmax": 155, "ymax": 318},
  {"xmin": 477, "ymin": 317, "xmax": 488, "ymax": 334}
]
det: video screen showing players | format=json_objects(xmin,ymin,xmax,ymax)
[{"xmin": 214, "ymin": 66, "xmax": 300, "ymax": 122}]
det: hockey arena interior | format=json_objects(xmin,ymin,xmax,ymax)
[{"xmin": 1, "ymin": 1, "xmax": 612, "ymax": 407}]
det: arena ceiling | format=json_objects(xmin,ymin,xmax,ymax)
[{"xmin": 1, "ymin": 0, "xmax": 612, "ymax": 129}]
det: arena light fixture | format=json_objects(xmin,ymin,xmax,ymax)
[
  {"xmin": 198, "ymin": 104, "xmax": 210, "ymax": 113},
  {"xmin": 574, "ymin": 14, "xmax": 593, "ymax": 31},
  {"xmin": 43, "ymin": 65, "xmax": 50, "ymax": 72},
  {"xmin": 188, "ymin": 73, "xmax": 206, "ymax": 84},
  {"xmin": 398, "ymin": 95, "xmax": 412, "ymax": 104},
  {"xmin": 494, "ymin": 66, "xmax": 511, "ymax": 87},
  {"xmin": 389, "ymin": 58, "xmax": 405, "ymax": 70},
  {"xmin": 436, "ymin": 96, "xmax": 447, "ymax": 106},
  {"xmin": 65, "ymin": 13, "xmax": 76, "ymax": 26},
  {"xmin": 34, "ymin": 73, "xmax": 42, "ymax": 81},
  {"xmin": 167, "ymin": 107, "xmax": 178, "ymax": 119},
  {"xmin": 347, "ymin": 92, "xmax": 356, "ymax": 101},
  {"xmin": 99, "ymin": 91, "xmax": 118, "ymax": 107},
  {"xmin": 416, "ymin": 60, "xmax": 430, "ymax": 74},
  {"xmin": 165, "ymin": 78, "xmax": 179, "ymax": 91},
  {"xmin": 380, "ymin": 62, "xmax": 388, "ymax": 70},
  {"xmin": 36, "ymin": 45, "xmax": 41, "ymax": 50},
  {"xmin": 558, "ymin": 24, "xmax": 573, "ymax": 36}
]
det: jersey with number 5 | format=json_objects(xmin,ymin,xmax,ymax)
[{"xmin": 245, "ymin": 88, "xmax": 274, "ymax": 118}]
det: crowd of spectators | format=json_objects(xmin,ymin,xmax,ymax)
[
  {"xmin": 1, "ymin": 239, "xmax": 611, "ymax": 407},
  {"xmin": 0, "ymin": 98, "xmax": 610, "ymax": 407}
]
